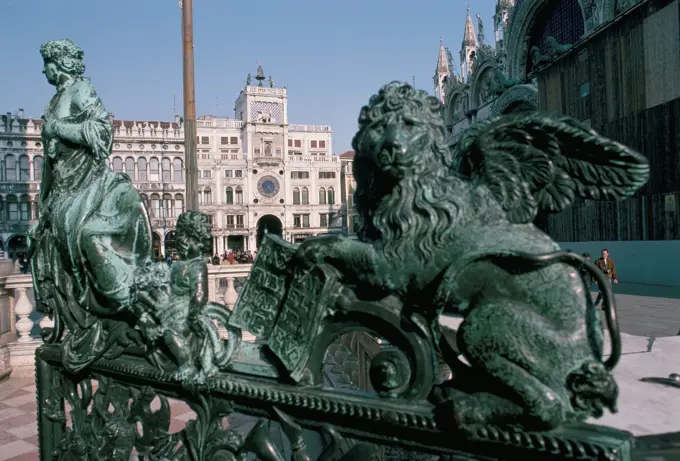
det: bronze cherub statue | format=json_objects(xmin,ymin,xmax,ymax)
[
  {"xmin": 132, "ymin": 211, "xmax": 241, "ymax": 382},
  {"xmin": 295, "ymin": 82, "xmax": 649, "ymax": 431}
]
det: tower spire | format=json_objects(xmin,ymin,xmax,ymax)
[
  {"xmin": 434, "ymin": 36, "xmax": 451, "ymax": 104},
  {"xmin": 463, "ymin": 8, "xmax": 477, "ymax": 47}
]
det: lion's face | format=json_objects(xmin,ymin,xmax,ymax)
[{"xmin": 351, "ymin": 83, "xmax": 450, "ymax": 218}]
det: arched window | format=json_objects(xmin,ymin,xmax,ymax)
[
  {"xmin": 173, "ymin": 158, "xmax": 183, "ymax": 182},
  {"xmin": 5, "ymin": 155, "xmax": 16, "ymax": 181},
  {"xmin": 112, "ymin": 157, "xmax": 123, "ymax": 173},
  {"xmin": 33, "ymin": 156, "xmax": 43, "ymax": 181},
  {"xmin": 19, "ymin": 195, "xmax": 31, "ymax": 221},
  {"xmin": 235, "ymin": 187, "xmax": 243, "ymax": 204},
  {"xmin": 163, "ymin": 193, "xmax": 173, "ymax": 217},
  {"xmin": 150, "ymin": 193, "xmax": 161, "ymax": 217},
  {"xmin": 162, "ymin": 158, "xmax": 172, "ymax": 182},
  {"xmin": 0, "ymin": 197, "xmax": 5, "ymax": 222},
  {"xmin": 34, "ymin": 199, "xmax": 40, "ymax": 220},
  {"xmin": 318, "ymin": 187, "xmax": 327, "ymax": 205},
  {"xmin": 301, "ymin": 187, "xmax": 309, "ymax": 205},
  {"xmin": 149, "ymin": 158, "xmax": 160, "ymax": 181},
  {"xmin": 203, "ymin": 188, "xmax": 212, "ymax": 205},
  {"xmin": 137, "ymin": 157, "xmax": 148, "ymax": 181},
  {"xmin": 6, "ymin": 195, "xmax": 18, "ymax": 221},
  {"xmin": 125, "ymin": 157, "xmax": 135, "ymax": 180},
  {"xmin": 327, "ymin": 187, "xmax": 335, "ymax": 205},
  {"xmin": 19, "ymin": 156, "xmax": 30, "ymax": 181},
  {"xmin": 174, "ymin": 193, "xmax": 184, "ymax": 217},
  {"xmin": 293, "ymin": 188, "xmax": 300, "ymax": 205},
  {"xmin": 225, "ymin": 187, "xmax": 234, "ymax": 205}
]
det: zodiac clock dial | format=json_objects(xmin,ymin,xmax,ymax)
[{"xmin": 257, "ymin": 175, "xmax": 280, "ymax": 198}]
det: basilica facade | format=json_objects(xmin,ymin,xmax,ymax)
[
  {"xmin": 0, "ymin": 62, "xmax": 342, "ymax": 260},
  {"xmin": 437, "ymin": 0, "xmax": 675, "ymax": 244}
]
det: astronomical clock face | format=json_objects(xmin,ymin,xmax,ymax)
[{"xmin": 257, "ymin": 175, "xmax": 280, "ymax": 198}]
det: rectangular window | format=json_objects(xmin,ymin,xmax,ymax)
[
  {"xmin": 294, "ymin": 215, "xmax": 302, "ymax": 228},
  {"xmin": 319, "ymin": 140, "xmax": 326, "ymax": 148},
  {"xmin": 254, "ymin": 147, "xmax": 261, "ymax": 155},
  {"xmin": 201, "ymin": 136, "xmax": 210, "ymax": 144},
  {"xmin": 294, "ymin": 140, "xmax": 301, "ymax": 148},
  {"xmin": 236, "ymin": 215, "xmax": 244, "ymax": 228},
  {"xmin": 230, "ymin": 137, "xmax": 238, "ymax": 144},
  {"xmin": 202, "ymin": 170, "xmax": 212, "ymax": 179},
  {"xmin": 7, "ymin": 202, "xmax": 17, "ymax": 221},
  {"xmin": 302, "ymin": 214, "xmax": 310, "ymax": 227},
  {"xmin": 288, "ymin": 139, "xmax": 293, "ymax": 147},
  {"xmin": 220, "ymin": 137, "xmax": 229, "ymax": 144},
  {"xmin": 318, "ymin": 171, "xmax": 336, "ymax": 179},
  {"xmin": 226, "ymin": 215, "xmax": 235, "ymax": 228},
  {"xmin": 291, "ymin": 171, "xmax": 310, "ymax": 179},
  {"xmin": 235, "ymin": 170, "xmax": 243, "ymax": 178},
  {"xmin": 19, "ymin": 202, "xmax": 30, "ymax": 221},
  {"xmin": 319, "ymin": 213, "xmax": 328, "ymax": 227},
  {"xmin": 225, "ymin": 170, "xmax": 233, "ymax": 178},
  {"xmin": 310, "ymin": 140, "xmax": 317, "ymax": 148}
]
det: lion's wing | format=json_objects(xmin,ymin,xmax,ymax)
[{"xmin": 454, "ymin": 112, "xmax": 650, "ymax": 224}]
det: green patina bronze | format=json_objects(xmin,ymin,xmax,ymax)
[{"xmin": 31, "ymin": 40, "xmax": 659, "ymax": 461}]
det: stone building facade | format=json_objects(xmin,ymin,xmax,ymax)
[
  {"xmin": 439, "ymin": 0, "xmax": 665, "ymax": 243},
  {"xmin": 533, "ymin": 0, "xmax": 680, "ymax": 242},
  {"xmin": 0, "ymin": 62, "xmax": 343, "ymax": 259}
]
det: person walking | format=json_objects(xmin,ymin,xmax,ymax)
[{"xmin": 593, "ymin": 248, "xmax": 618, "ymax": 307}]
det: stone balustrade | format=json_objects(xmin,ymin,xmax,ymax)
[{"xmin": 0, "ymin": 263, "xmax": 254, "ymax": 379}]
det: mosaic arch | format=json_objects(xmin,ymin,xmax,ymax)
[
  {"xmin": 490, "ymin": 84, "xmax": 539, "ymax": 117},
  {"xmin": 469, "ymin": 60, "xmax": 500, "ymax": 110},
  {"xmin": 444, "ymin": 88, "xmax": 469, "ymax": 126},
  {"xmin": 505, "ymin": 0, "xmax": 615, "ymax": 81}
]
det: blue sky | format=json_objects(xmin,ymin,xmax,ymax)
[{"xmin": 0, "ymin": 0, "xmax": 496, "ymax": 153}]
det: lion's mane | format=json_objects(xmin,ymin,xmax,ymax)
[{"xmin": 351, "ymin": 82, "xmax": 471, "ymax": 264}]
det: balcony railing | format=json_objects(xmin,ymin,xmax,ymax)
[
  {"xmin": 288, "ymin": 124, "xmax": 332, "ymax": 133},
  {"xmin": 287, "ymin": 155, "xmax": 338, "ymax": 163},
  {"xmin": 0, "ymin": 264, "xmax": 253, "ymax": 379},
  {"xmin": 197, "ymin": 119, "xmax": 244, "ymax": 129}
]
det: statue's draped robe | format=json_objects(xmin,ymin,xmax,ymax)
[{"xmin": 30, "ymin": 77, "xmax": 152, "ymax": 373}]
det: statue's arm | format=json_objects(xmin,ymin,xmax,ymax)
[
  {"xmin": 190, "ymin": 262, "xmax": 209, "ymax": 310},
  {"xmin": 49, "ymin": 81, "xmax": 112, "ymax": 156}
]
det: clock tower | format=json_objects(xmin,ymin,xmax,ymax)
[{"xmin": 234, "ymin": 62, "xmax": 290, "ymax": 247}]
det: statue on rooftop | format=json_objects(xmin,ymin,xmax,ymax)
[
  {"xmin": 246, "ymin": 73, "xmax": 252, "ymax": 85},
  {"xmin": 293, "ymin": 82, "xmax": 650, "ymax": 431}
]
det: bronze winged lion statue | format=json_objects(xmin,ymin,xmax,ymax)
[{"xmin": 295, "ymin": 82, "xmax": 649, "ymax": 431}]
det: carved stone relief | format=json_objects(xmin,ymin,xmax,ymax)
[{"xmin": 490, "ymin": 83, "xmax": 539, "ymax": 116}]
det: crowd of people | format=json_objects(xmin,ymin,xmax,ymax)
[
  {"xmin": 152, "ymin": 249, "xmax": 255, "ymax": 266},
  {"xmin": 211, "ymin": 249, "xmax": 254, "ymax": 265}
]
